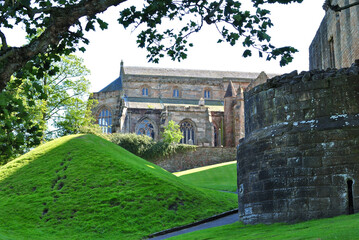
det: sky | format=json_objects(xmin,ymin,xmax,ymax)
[{"xmin": 4, "ymin": 1, "xmax": 326, "ymax": 92}]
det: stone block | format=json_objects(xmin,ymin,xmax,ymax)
[
  {"xmin": 287, "ymin": 177, "xmax": 308, "ymax": 187},
  {"xmin": 263, "ymin": 178, "xmax": 286, "ymax": 190},
  {"xmin": 302, "ymin": 157, "xmax": 322, "ymax": 168},
  {"xmin": 287, "ymin": 157, "xmax": 302, "ymax": 167},
  {"xmin": 288, "ymin": 198, "xmax": 309, "ymax": 212},
  {"xmin": 273, "ymin": 189, "xmax": 292, "ymax": 200}
]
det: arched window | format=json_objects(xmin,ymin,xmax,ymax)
[
  {"xmin": 173, "ymin": 88, "xmax": 179, "ymax": 97},
  {"xmin": 98, "ymin": 109, "xmax": 112, "ymax": 134},
  {"xmin": 142, "ymin": 87, "xmax": 149, "ymax": 96},
  {"xmin": 180, "ymin": 120, "xmax": 195, "ymax": 145},
  {"xmin": 136, "ymin": 119, "xmax": 155, "ymax": 139},
  {"xmin": 204, "ymin": 89, "xmax": 211, "ymax": 99}
]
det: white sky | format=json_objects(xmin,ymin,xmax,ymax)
[{"xmin": 4, "ymin": 1, "xmax": 326, "ymax": 92}]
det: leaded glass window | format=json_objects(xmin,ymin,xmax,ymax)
[
  {"xmin": 173, "ymin": 89, "xmax": 179, "ymax": 97},
  {"xmin": 142, "ymin": 88, "xmax": 149, "ymax": 96},
  {"xmin": 99, "ymin": 109, "xmax": 112, "ymax": 134},
  {"xmin": 204, "ymin": 89, "xmax": 211, "ymax": 99},
  {"xmin": 136, "ymin": 119, "xmax": 155, "ymax": 139},
  {"xmin": 180, "ymin": 120, "xmax": 195, "ymax": 145}
]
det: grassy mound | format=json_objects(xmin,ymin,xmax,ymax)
[
  {"xmin": 170, "ymin": 213, "xmax": 359, "ymax": 240},
  {"xmin": 0, "ymin": 134, "xmax": 237, "ymax": 240},
  {"xmin": 177, "ymin": 162, "xmax": 237, "ymax": 192}
]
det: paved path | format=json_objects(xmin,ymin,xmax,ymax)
[
  {"xmin": 148, "ymin": 213, "xmax": 238, "ymax": 240},
  {"xmin": 173, "ymin": 161, "xmax": 236, "ymax": 177}
]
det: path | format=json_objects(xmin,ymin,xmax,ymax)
[
  {"xmin": 148, "ymin": 210, "xmax": 238, "ymax": 240},
  {"xmin": 173, "ymin": 161, "xmax": 236, "ymax": 177}
]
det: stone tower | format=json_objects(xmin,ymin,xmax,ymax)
[
  {"xmin": 309, "ymin": 0, "xmax": 359, "ymax": 70},
  {"xmin": 223, "ymin": 81, "xmax": 236, "ymax": 147}
]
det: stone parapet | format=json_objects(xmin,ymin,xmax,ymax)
[{"xmin": 238, "ymin": 62, "xmax": 359, "ymax": 224}]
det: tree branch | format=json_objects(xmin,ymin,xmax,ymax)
[
  {"xmin": 0, "ymin": 0, "xmax": 128, "ymax": 93},
  {"xmin": 46, "ymin": 92, "xmax": 83, "ymax": 120},
  {"xmin": 0, "ymin": 30, "xmax": 8, "ymax": 52}
]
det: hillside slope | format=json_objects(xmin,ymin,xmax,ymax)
[{"xmin": 0, "ymin": 134, "xmax": 237, "ymax": 240}]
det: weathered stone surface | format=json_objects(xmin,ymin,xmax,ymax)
[
  {"xmin": 309, "ymin": 0, "xmax": 359, "ymax": 70},
  {"xmin": 238, "ymin": 65, "xmax": 359, "ymax": 224}
]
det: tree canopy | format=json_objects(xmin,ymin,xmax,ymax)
[
  {"xmin": 0, "ymin": 0, "xmax": 304, "ymax": 92},
  {"xmin": 0, "ymin": 53, "xmax": 95, "ymax": 164}
]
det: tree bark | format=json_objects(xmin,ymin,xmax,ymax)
[{"xmin": 0, "ymin": 0, "xmax": 127, "ymax": 92}]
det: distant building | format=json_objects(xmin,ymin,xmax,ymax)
[
  {"xmin": 92, "ymin": 61, "xmax": 274, "ymax": 147},
  {"xmin": 309, "ymin": 0, "xmax": 359, "ymax": 70}
]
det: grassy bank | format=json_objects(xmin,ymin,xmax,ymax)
[
  {"xmin": 0, "ymin": 134, "xmax": 237, "ymax": 240},
  {"xmin": 170, "ymin": 213, "xmax": 359, "ymax": 240},
  {"xmin": 177, "ymin": 162, "xmax": 237, "ymax": 192}
]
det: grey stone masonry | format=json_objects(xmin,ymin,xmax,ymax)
[{"xmin": 237, "ymin": 61, "xmax": 359, "ymax": 224}]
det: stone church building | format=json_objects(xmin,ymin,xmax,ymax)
[{"xmin": 92, "ymin": 62, "xmax": 274, "ymax": 147}]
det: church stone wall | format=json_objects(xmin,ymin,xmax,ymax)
[
  {"xmin": 126, "ymin": 109, "xmax": 162, "ymax": 141},
  {"xmin": 167, "ymin": 106, "xmax": 213, "ymax": 146},
  {"xmin": 92, "ymin": 91, "xmax": 122, "ymax": 131},
  {"xmin": 309, "ymin": 0, "xmax": 359, "ymax": 70},
  {"xmin": 123, "ymin": 74, "xmax": 246, "ymax": 100},
  {"xmin": 238, "ymin": 62, "xmax": 359, "ymax": 224}
]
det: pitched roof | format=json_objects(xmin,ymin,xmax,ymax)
[
  {"xmin": 224, "ymin": 81, "xmax": 237, "ymax": 98},
  {"xmin": 99, "ymin": 76, "xmax": 122, "ymax": 92},
  {"xmin": 123, "ymin": 66, "xmax": 261, "ymax": 79}
]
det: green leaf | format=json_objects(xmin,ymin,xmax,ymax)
[{"xmin": 243, "ymin": 49, "xmax": 252, "ymax": 57}]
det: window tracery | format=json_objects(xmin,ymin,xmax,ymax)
[
  {"xmin": 98, "ymin": 109, "xmax": 112, "ymax": 134},
  {"xmin": 180, "ymin": 120, "xmax": 195, "ymax": 145},
  {"xmin": 136, "ymin": 118, "xmax": 155, "ymax": 139}
]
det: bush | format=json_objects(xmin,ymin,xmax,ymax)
[
  {"xmin": 144, "ymin": 142, "xmax": 197, "ymax": 161},
  {"xmin": 162, "ymin": 120, "xmax": 183, "ymax": 144},
  {"xmin": 109, "ymin": 133, "xmax": 154, "ymax": 156},
  {"xmin": 109, "ymin": 133, "xmax": 197, "ymax": 161}
]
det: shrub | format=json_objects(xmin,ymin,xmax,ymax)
[
  {"xmin": 162, "ymin": 120, "xmax": 183, "ymax": 144},
  {"xmin": 109, "ymin": 133, "xmax": 154, "ymax": 156},
  {"xmin": 109, "ymin": 133, "xmax": 197, "ymax": 161},
  {"xmin": 144, "ymin": 142, "xmax": 197, "ymax": 161}
]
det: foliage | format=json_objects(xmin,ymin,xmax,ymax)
[
  {"xmin": 0, "ymin": 134, "xmax": 237, "ymax": 239},
  {"xmin": 38, "ymin": 54, "xmax": 94, "ymax": 139},
  {"xmin": 0, "ymin": 76, "xmax": 45, "ymax": 164},
  {"xmin": 144, "ymin": 141, "xmax": 197, "ymax": 160},
  {"xmin": 0, "ymin": 54, "xmax": 94, "ymax": 164},
  {"xmin": 1, "ymin": 0, "xmax": 304, "ymax": 92},
  {"xmin": 109, "ymin": 133, "xmax": 155, "ymax": 157},
  {"xmin": 162, "ymin": 120, "xmax": 183, "ymax": 144},
  {"xmin": 119, "ymin": 0, "xmax": 301, "ymax": 66},
  {"xmin": 177, "ymin": 162, "xmax": 237, "ymax": 192},
  {"xmin": 171, "ymin": 213, "xmax": 359, "ymax": 240},
  {"xmin": 109, "ymin": 133, "xmax": 196, "ymax": 160}
]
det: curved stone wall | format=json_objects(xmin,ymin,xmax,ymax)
[{"xmin": 237, "ymin": 62, "xmax": 359, "ymax": 224}]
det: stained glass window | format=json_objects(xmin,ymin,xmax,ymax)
[
  {"xmin": 99, "ymin": 109, "xmax": 112, "ymax": 134},
  {"xmin": 204, "ymin": 89, "xmax": 211, "ymax": 99},
  {"xmin": 142, "ymin": 88, "xmax": 149, "ymax": 96},
  {"xmin": 136, "ymin": 119, "xmax": 155, "ymax": 139}
]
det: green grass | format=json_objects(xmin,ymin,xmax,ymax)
[
  {"xmin": 177, "ymin": 163, "xmax": 237, "ymax": 192},
  {"xmin": 0, "ymin": 134, "xmax": 237, "ymax": 240},
  {"xmin": 170, "ymin": 213, "xmax": 359, "ymax": 240}
]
